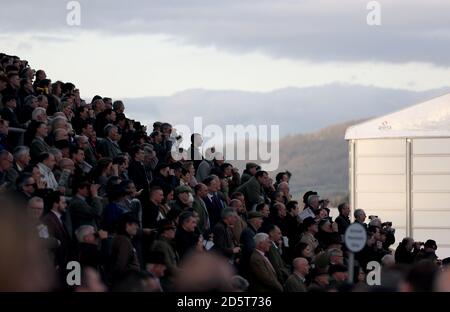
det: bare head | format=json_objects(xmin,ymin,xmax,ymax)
[{"xmin": 292, "ymin": 257, "xmax": 310, "ymax": 277}]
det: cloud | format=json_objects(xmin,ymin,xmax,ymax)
[{"xmin": 1, "ymin": 0, "xmax": 450, "ymax": 64}]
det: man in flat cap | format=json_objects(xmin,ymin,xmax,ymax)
[
  {"xmin": 150, "ymin": 219, "xmax": 179, "ymax": 291},
  {"xmin": 300, "ymin": 217, "xmax": 319, "ymax": 252},
  {"xmin": 240, "ymin": 162, "xmax": 260, "ymax": 185},
  {"xmin": 145, "ymin": 251, "xmax": 167, "ymax": 292},
  {"xmin": 239, "ymin": 211, "xmax": 264, "ymax": 278},
  {"xmin": 171, "ymin": 185, "xmax": 193, "ymax": 211}
]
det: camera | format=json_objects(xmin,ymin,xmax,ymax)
[{"xmin": 382, "ymin": 221, "xmax": 395, "ymax": 235}]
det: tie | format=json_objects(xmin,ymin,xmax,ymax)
[
  {"xmin": 59, "ymin": 215, "xmax": 70, "ymax": 238},
  {"xmin": 274, "ymin": 242, "xmax": 283, "ymax": 256},
  {"xmin": 201, "ymin": 200, "xmax": 211, "ymax": 230},
  {"xmin": 213, "ymin": 194, "xmax": 223, "ymax": 210}
]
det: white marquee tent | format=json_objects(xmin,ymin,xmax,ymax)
[{"xmin": 345, "ymin": 93, "xmax": 450, "ymax": 258}]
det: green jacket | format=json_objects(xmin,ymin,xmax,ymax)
[
  {"xmin": 192, "ymin": 196, "xmax": 210, "ymax": 234},
  {"xmin": 151, "ymin": 236, "xmax": 179, "ymax": 275},
  {"xmin": 240, "ymin": 172, "xmax": 252, "ymax": 185},
  {"xmin": 284, "ymin": 273, "xmax": 307, "ymax": 292},
  {"xmin": 68, "ymin": 195, "xmax": 103, "ymax": 234},
  {"xmin": 96, "ymin": 138, "xmax": 122, "ymax": 158},
  {"xmin": 267, "ymin": 243, "xmax": 290, "ymax": 284},
  {"xmin": 30, "ymin": 137, "xmax": 50, "ymax": 160},
  {"xmin": 236, "ymin": 176, "xmax": 264, "ymax": 210}
]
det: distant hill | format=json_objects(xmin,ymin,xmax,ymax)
[
  {"xmin": 124, "ymin": 83, "xmax": 450, "ymax": 137},
  {"xmin": 123, "ymin": 83, "xmax": 450, "ymax": 204},
  {"xmin": 276, "ymin": 120, "xmax": 363, "ymax": 204},
  {"xmin": 225, "ymin": 120, "xmax": 361, "ymax": 204}
]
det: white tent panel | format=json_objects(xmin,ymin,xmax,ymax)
[
  {"xmin": 353, "ymin": 139, "xmax": 408, "ymax": 246},
  {"xmin": 357, "ymin": 175, "xmax": 406, "ymax": 193},
  {"xmin": 413, "ymin": 211, "xmax": 450, "ymax": 228},
  {"xmin": 346, "ymin": 93, "xmax": 450, "ymax": 140},
  {"xmin": 413, "ymin": 138, "xmax": 450, "ymax": 154},
  {"xmin": 357, "ymin": 157, "xmax": 406, "ymax": 174},
  {"xmin": 356, "ymin": 139, "xmax": 406, "ymax": 155},
  {"xmin": 412, "ymin": 193, "xmax": 450, "ymax": 210},
  {"xmin": 413, "ymin": 156, "xmax": 450, "ymax": 173},
  {"xmin": 395, "ymin": 229, "xmax": 407, "ymax": 244},
  {"xmin": 413, "ymin": 175, "xmax": 450, "ymax": 192},
  {"xmin": 347, "ymin": 94, "xmax": 450, "ymax": 258},
  {"xmin": 356, "ymin": 192, "xmax": 406, "ymax": 210},
  {"xmin": 410, "ymin": 137, "xmax": 450, "ymax": 258}
]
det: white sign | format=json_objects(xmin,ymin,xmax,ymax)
[{"xmin": 345, "ymin": 223, "xmax": 367, "ymax": 253}]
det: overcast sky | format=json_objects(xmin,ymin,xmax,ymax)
[{"xmin": 1, "ymin": 0, "xmax": 450, "ymax": 99}]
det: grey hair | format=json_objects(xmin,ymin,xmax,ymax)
[
  {"xmin": 24, "ymin": 95, "xmax": 37, "ymax": 107},
  {"xmin": 48, "ymin": 147, "xmax": 62, "ymax": 158},
  {"xmin": 75, "ymin": 225, "xmax": 95, "ymax": 243},
  {"xmin": 273, "ymin": 202, "xmax": 285, "ymax": 212},
  {"xmin": 31, "ymin": 107, "xmax": 46, "ymax": 120},
  {"xmin": 369, "ymin": 217, "xmax": 382, "ymax": 228},
  {"xmin": 27, "ymin": 196, "xmax": 44, "ymax": 208},
  {"xmin": 75, "ymin": 135, "xmax": 89, "ymax": 144},
  {"xmin": 142, "ymin": 143, "xmax": 154, "ymax": 154},
  {"xmin": 51, "ymin": 116, "xmax": 67, "ymax": 129},
  {"xmin": 254, "ymin": 232, "xmax": 269, "ymax": 246},
  {"xmin": 354, "ymin": 209, "xmax": 366, "ymax": 219},
  {"xmin": 13, "ymin": 146, "xmax": 30, "ymax": 159},
  {"xmin": 104, "ymin": 124, "xmax": 117, "ymax": 137},
  {"xmin": 221, "ymin": 208, "xmax": 237, "ymax": 219},
  {"xmin": 53, "ymin": 112, "xmax": 66, "ymax": 118},
  {"xmin": 277, "ymin": 182, "xmax": 289, "ymax": 191},
  {"xmin": 229, "ymin": 199, "xmax": 242, "ymax": 208},
  {"xmin": 292, "ymin": 257, "xmax": 308, "ymax": 268},
  {"xmin": 307, "ymin": 194, "xmax": 320, "ymax": 206}
]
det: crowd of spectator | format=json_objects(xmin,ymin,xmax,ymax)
[{"xmin": 1, "ymin": 52, "xmax": 449, "ymax": 292}]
